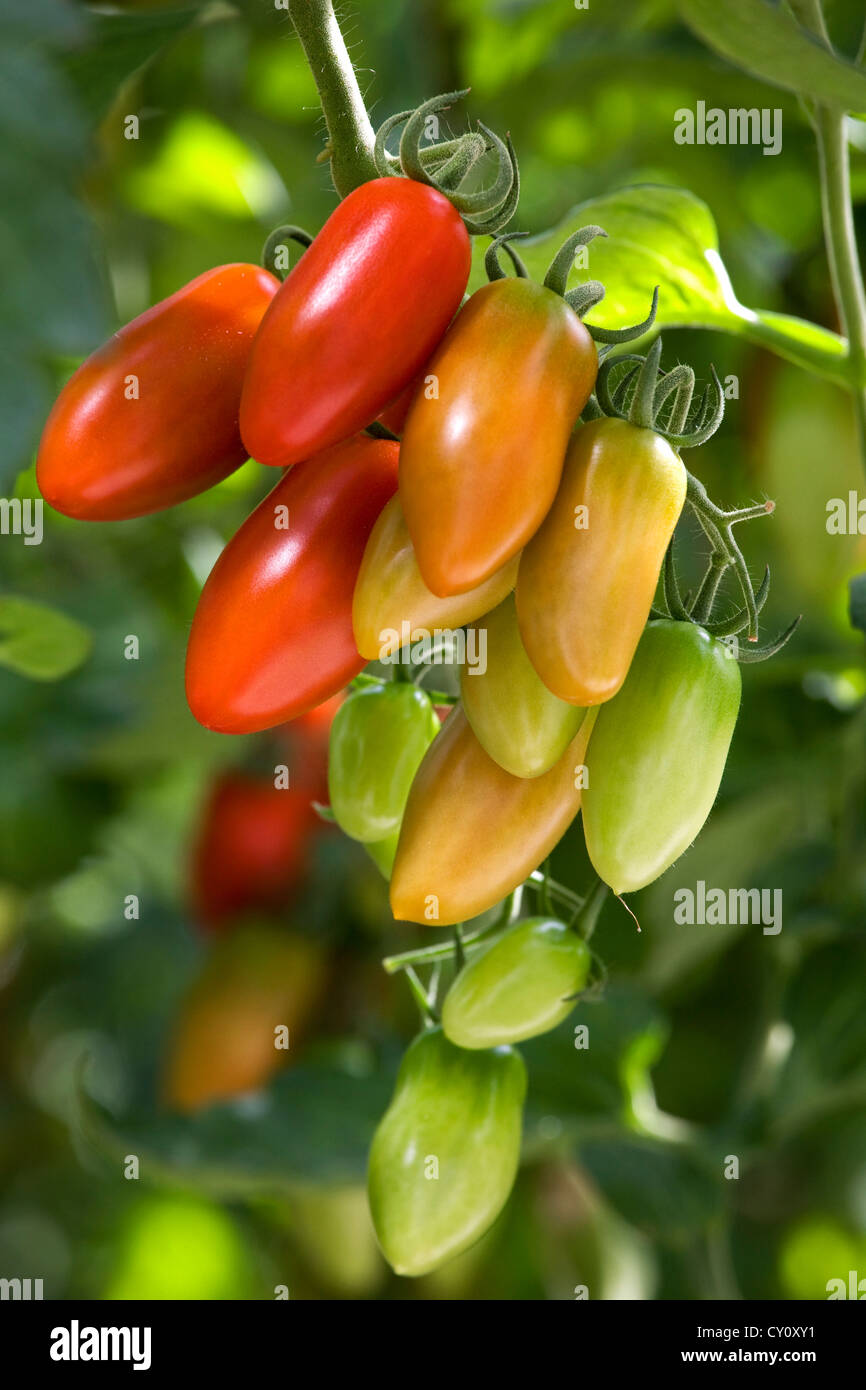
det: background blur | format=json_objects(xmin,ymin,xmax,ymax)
[{"xmin": 1, "ymin": 0, "xmax": 865, "ymax": 1301}]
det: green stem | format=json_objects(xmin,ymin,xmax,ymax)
[
  {"xmin": 288, "ymin": 0, "xmax": 378, "ymax": 197},
  {"xmin": 795, "ymin": 0, "xmax": 866, "ymax": 467},
  {"xmin": 815, "ymin": 106, "xmax": 866, "ymax": 466}
]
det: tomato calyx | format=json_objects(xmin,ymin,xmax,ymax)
[
  {"xmin": 372, "ymin": 91, "xmax": 519, "ymax": 236},
  {"xmin": 260, "ymin": 224, "xmax": 315, "ymax": 281},
  {"xmin": 484, "ymin": 227, "xmax": 660, "ymax": 350}
]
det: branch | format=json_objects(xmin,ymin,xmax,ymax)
[{"xmin": 288, "ymin": 0, "xmax": 378, "ymax": 197}]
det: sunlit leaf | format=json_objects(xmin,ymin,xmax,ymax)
[
  {"xmin": 680, "ymin": 0, "xmax": 866, "ymax": 113},
  {"xmin": 124, "ymin": 110, "xmax": 286, "ymax": 225},
  {"xmin": 0, "ymin": 595, "xmax": 92, "ymax": 681},
  {"xmin": 469, "ymin": 185, "xmax": 854, "ymax": 389}
]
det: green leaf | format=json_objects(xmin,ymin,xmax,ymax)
[
  {"xmin": 0, "ymin": 1, "xmax": 109, "ymax": 487},
  {"xmin": 523, "ymin": 983, "xmax": 667, "ymax": 1131},
  {"xmin": 57, "ymin": 9, "xmax": 201, "ymax": 124},
  {"xmin": 0, "ymin": 596, "xmax": 92, "ymax": 681},
  {"xmin": 680, "ymin": 0, "xmax": 866, "ymax": 113},
  {"xmin": 578, "ymin": 1135, "xmax": 723, "ymax": 1242},
  {"xmin": 849, "ymin": 572, "xmax": 866, "ymax": 635},
  {"xmin": 470, "ymin": 184, "xmax": 854, "ymax": 389},
  {"xmin": 79, "ymin": 1054, "xmax": 399, "ymax": 1195}
]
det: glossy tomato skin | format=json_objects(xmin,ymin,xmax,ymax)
[
  {"xmin": 328, "ymin": 682, "xmax": 440, "ymax": 843},
  {"xmin": 518, "ymin": 418, "xmax": 687, "ymax": 706},
  {"xmin": 442, "ymin": 917, "xmax": 592, "ymax": 1049},
  {"xmin": 460, "ymin": 594, "xmax": 584, "ymax": 778},
  {"xmin": 37, "ymin": 264, "xmax": 279, "ymax": 521},
  {"xmin": 399, "ymin": 279, "xmax": 597, "ymax": 597},
  {"xmin": 367, "ymin": 1027, "xmax": 526, "ymax": 1277},
  {"xmin": 185, "ymin": 435, "xmax": 399, "ymax": 734},
  {"xmin": 240, "ymin": 179, "xmax": 471, "ymax": 468},
  {"xmin": 582, "ymin": 620, "xmax": 742, "ymax": 894},
  {"xmin": 352, "ymin": 494, "xmax": 519, "ymax": 662},
  {"xmin": 162, "ymin": 925, "xmax": 327, "ymax": 1113},
  {"xmin": 390, "ymin": 705, "xmax": 596, "ymax": 926},
  {"xmin": 190, "ymin": 771, "xmax": 319, "ymax": 932}
]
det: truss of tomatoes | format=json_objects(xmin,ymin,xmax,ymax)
[{"xmin": 38, "ymin": 96, "xmax": 798, "ymax": 1279}]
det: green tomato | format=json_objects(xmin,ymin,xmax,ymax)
[
  {"xmin": 363, "ymin": 828, "xmax": 400, "ymax": 879},
  {"xmin": 442, "ymin": 917, "xmax": 591, "ymax": 1048},
  {"xmin": 367, "ymin": 1027, "xmax": 526, "ymax": 1277},
  {"xmin": 328, "ymin": 682, "xmax": 439, "ymax": 842},
  {"xmin": 582, "ymin": 620, "xmax": 742, "ymax": 894},
  {"xmin": 460, "ymin": 595, "xmax": 584, "ymax": 777}
]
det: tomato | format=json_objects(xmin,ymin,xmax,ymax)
[
  {"xmin": 517, "ymin": 418, "xmax": 687, "ymax": 705},
  {"xmin": 442, "ymin": 917, "xmax": 591, "ymax": 1048},
  {"xmin": 460, "ymin": 594, "xmax": 584, "ymax": 777},
  {"xmin": 367, "ymin": 1027, "xmax": 526, "ymax": 1277},
  {"xmin": 163, "ymin": 925, "xmax": 327, "ymax": 1113},
  {"xmin": 240, "ymin": 179, "xmax": 470, "ymax": 468},
  {"xmin": 389, "ymin": 705, "xmax": 596, "ymax": 926},
  {"xmin": 328, "ymin": 682, "xmax": 440, "ymax": 842},
  {"xmin": 185, "ymin": 435, "xmax": 399, "ymax": 734},
  {"xmin": 352, "ymin": 494, "xmax": 519, "ymax": 661},
  {"xmin": 37, "ymin": 264, "xmax": 278, "ymax": 521},
  {"xmin": 399, "ymin": 278, "xmax": 597, "ymax": 596},
  {"xmin": 582, "ymin": 620, "xmax": 742, "ymax": 893},
  {"xmin": 190, "ymin": 771, "xmax": 319, "ymax": 932}
]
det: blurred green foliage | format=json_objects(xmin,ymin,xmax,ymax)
[{"xmin": 1, "ymin": 0, "xmax": 865, "ymax": 1301}]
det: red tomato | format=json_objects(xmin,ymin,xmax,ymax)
[
  {"xmin": 239, "ymin": 179, "xmax": 470, "ymax": 468},
  {"xmin": 190, "ymin": 771, "xmax": 318, "ymax": 932},
  {"xmin": 185, "ymin": 435, "xmax": 399, "ymax": 734},
  {"xmin": 37, "ymin": 264, "xmax": 279, "ymax": 520}
]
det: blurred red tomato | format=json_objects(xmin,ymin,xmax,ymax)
[{"xmin": 190, "ymin": 771, "xmax": 319, "ymax": 932}]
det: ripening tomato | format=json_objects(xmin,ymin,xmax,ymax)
[
  {"xmin": 399, "ymin": 279, "xmax": 597, "ymax": 596},
  {"xmin": 189, "ymin": 771, "xmax": 319, "ymax": 933},
  {"xmin": 163, "ymin": 925, "xmax": 327, "ymax": 1113},
  {"xmin": 352, "ymin": 494, "xmax": 519, "ymax": 661},
  {"xmin": 240, "ymin": 179, "xmax": 470, "ymax": 468},
  {"xmin": 389, "ymin": 706, "xmax": 596, "ymax": 926},
  {"xmin": 328, "ymin": 682, "xmax": 440, "ymax": 842},
  {"xmin": 442, "ymin": 918, "xmax": 591, "ymax": 1049},
  {"xmin": 460, "ymin": 595, "xmax": 584, "ymax": 777},
  {"xmin": 517, "ymin": 418, "xmax": 687, "ymax": 705},
  {"xmin": 367, "ymin": 1027, "xmax": 526, "ymax": 1277},
  {"xmin": 185, "ymin": 435, "xmax": 399, "ymax": 734},
  {"xmin": 582, "ymin": 620, "xmax": 742, "ymax": 893},
  {"xmin": 37, "ymin": 264, "xmax": 278, "ymax": 521}
]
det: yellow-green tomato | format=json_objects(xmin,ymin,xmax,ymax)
[
  {"xmin": 582, "ymin": 620, "xmax": 742, "ymax": 893},
  {"xmin": 442, "ymin": 917, "xmax": 591, "ymax": 1048},
  {"xmin": 328, "ymin": 682, "xmax": 440, "ymax": 842},
  {"xmin": 517, "ymin": 417, "xmax": 687, "ymax": 705},
  {"xmin": 460, "ymin": 595, "xmax": 584, "ymax": 777},
  {"xmin": 367, "ymin": 1027, "xmax": 526, "ymax": 1277}
]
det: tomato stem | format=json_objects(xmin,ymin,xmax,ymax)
[
  {"xmin": 571, "ymin": 877, "xmax": 609, "ymax": 941},
  {"xmin": 287, "ymin": 0, "xmax": 378, "ymax": 197}
]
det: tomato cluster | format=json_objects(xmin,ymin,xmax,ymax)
[{"xmin": 37, "ymin": 92, "xmax": 797, "ymax": 1279}]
